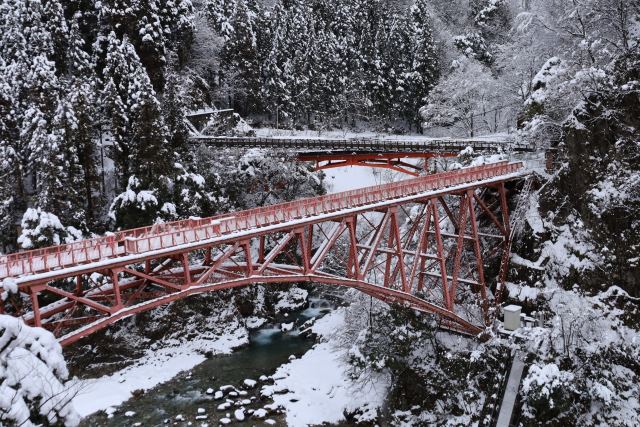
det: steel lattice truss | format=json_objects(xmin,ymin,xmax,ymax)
[{"xmin": 0, "ymin": 162, "xmax": 526, "ymax": 346}]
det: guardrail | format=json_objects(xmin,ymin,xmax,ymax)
[
  {"xmin": 191, "ymin": 136, "xmax": 536, "ymax": 153},
  {"xmin": 0, "ymin": 162, "xmax": 523, "ymax": 280}
]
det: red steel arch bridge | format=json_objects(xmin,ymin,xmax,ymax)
[{"xmin": 0, "ymin": 162, "xmax": 527, "ymax": 346}]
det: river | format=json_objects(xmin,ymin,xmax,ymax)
[{"xmin": 81, "ymin": 296, "xmax": 336, "ymax": 426}]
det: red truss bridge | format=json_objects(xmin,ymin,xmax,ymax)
[
  {"xmin": 0, "ymin": 162, "xmax": 527, "ymax": 346},
  {"xmin": 192, "ymin": 135, "xmax": 536, "ymax": 176}
]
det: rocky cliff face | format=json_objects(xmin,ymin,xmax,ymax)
[{"xmin": 537, "ymin": 51, "xmax": 640, "ymax": 296}]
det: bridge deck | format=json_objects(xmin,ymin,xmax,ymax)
[
  {"xmin": 1, "ymin": 162, "xmax": 525, "ymax": 286},
  {"xmin": 191, "ymin": 136, "xmax": 535, "ymax": 153}
]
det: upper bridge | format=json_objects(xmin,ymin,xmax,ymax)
[
  {"xmin": 190, "ymin": 135, "xmax": 535, "ymax": 153},
  {"xmin": 191, "ymin": 135, "xmax": 536, "ymax": 176},
  {"xmin": 0, "ymin": 162, "xmax": 527, "ymax": 346}
]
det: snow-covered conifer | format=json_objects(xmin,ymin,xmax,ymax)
[{"xmin": 0, "ymin": 314, "xmax": 80, "ymax": 426}]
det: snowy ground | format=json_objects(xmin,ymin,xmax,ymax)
[
  {"xmin": 323, "ymin": 165, "xmax": 387, "ymax": 193},
  {"xmin": 261, "ymin": 308, "xmax": 389, "ymax": 426}
]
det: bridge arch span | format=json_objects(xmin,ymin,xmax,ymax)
[
  {"xmin": 1, "ymin": 163, "xmax": 526, "ymax": 346},
  {"xmin": 55, "ymin": 274, "xmax": 482, "ymax": 347}
]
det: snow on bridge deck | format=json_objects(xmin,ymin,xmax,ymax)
[
  {"xmin": 1, "ymin": 162, "xmax": 526, "ymax": 287},
  {"xmin": 190, "ymin": 135, "xmax": 535, "ymax": 154}
]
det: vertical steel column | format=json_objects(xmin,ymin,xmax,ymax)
[
  {"xmin": 110, "ymin": 269, "xmax": 123, "ymax": 309},
  {"xmin": 383, "ymin": 219, "xmax": 396, "ymax": 288},
  {"xmin": 414, "ymin": 201, "xmax": 433, "ymax": 293},
  {"xmin": 389, "ymin": 204, "xmax": 427, "ymax": 288},
  {"xmin": 181, "ymin": 253, "xmax": 192, "ymax": 287},
  {"xmin": 243, "ymin": 241, "xmax": 254, "ymax": 276},
  {"xmin": 359, "ymin": 210, "xmax": 391, "ymax": 281},
  {"xmin": 358, "ymin": 209, "xmax": 391, "ymax": 280},
  {"xmin": 306, "ymin": 225, "xmax": 314, "ymax": 261},
  {"xmin": 389, "ymin": 210, "xmax": 408, "ymax": 292},
  {"xmin": 258, "ymin": 236, "xmax": 266, "ymax": 264},
  {"xmin": 496, "ymin": 182, "xmax": 512, "ymax": 304},
  {"xmin": 346, "ymin": 217, "xmax": 360, "ymax": 279},
  {"xmin": 431, "ymin": 200, "xmax": 451, "ymax": 309},
  {"xmin": 449, "ymin": 193, "xmax": 469, "ymax": 306},
  {"xmin": 30, "ymin": 287, "xmax": 41, "ymax": 327},
  {"xmin": 467, "ymin": 190, "xmax": 489, "ymax": 324},
  {"xmin": 296, "ymin": 229, "xmax": 311, "ymax": 274},
  {"xmin": 75, "ymin": 275, "xmax": 83, "ymax": 296}
]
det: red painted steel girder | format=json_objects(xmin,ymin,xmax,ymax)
[
  {"xmin": 0, "ymin": 163, "xmax": 526, "ymax": 346},
  {"xmin": 297, "ymin": 152, "xmax": 457, "ymax": 177}
]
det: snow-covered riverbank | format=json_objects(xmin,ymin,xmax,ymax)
[
  {"xmin": 71, "ymin": 311, "xmax": 249, "ymax": 417},
  {"xmin": 262, "ymin": 308, "xmax": 389, "ymax": 426}
]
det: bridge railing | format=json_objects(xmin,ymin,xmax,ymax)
[
  {"xmin": 0, "ymin": 162, "xmax": 523, "ymax": 280},
  {"xmin": 193, "ymin": 136, "xmax": 535, "ymax": 153},
  {"xmin": 108, "ymin": 162, "xmax": 517, "ymax": 255}
]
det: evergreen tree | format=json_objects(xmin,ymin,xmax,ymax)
[
  {"xmin": 128, "ymin": 64, "xmax": 173, "ymax": 185},
  {"xmin": 206, "ymin": 0, "xmax": 237, "ymax": 41},
  {"xmin": 158, "ymin": 0, "xmax": 195, "ymax": 66},
  {"xmin": 221, "ymin": 0, "xmax": 262, "ymax": 114},
  {"xmin": 102, "ymin": 33, "xmax": 172, "ymax": 189},
  {"xmin": 0, "ymin": 58, "xmax": 23, "ymax": 249},
  {"xmin": 101, "ymin": 32, "xmax": 137, "ymax": 186},
  {"xmin": 99, "ymin": 0, "xmax": 168, "ymax": 89},
  {"xmin": 402, "ymin": 0, "xmax": 439, "ymax": 128},
  {"xmin": 41, "ymin": 0, "xmax": 68, "ymax": 73},
  {"xmin": 65, "ymin": 15, "xmax": 99, "ymax": 227},
  {"xmin": 261, "ymin": 0, "xmax": 291, "ymax": 125},
  {"xmin": 163, "ymin": 67, "xmax": 190, "ymax": 155},
  {"xmin": 108, "ymin": 175, "xmax": 161, "ymax": 229},
  {"xmin": 33, "ymin": 98, "xmax": 87, "ymax": 229}
]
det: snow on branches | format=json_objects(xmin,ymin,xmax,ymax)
[
  {"xmin": 17, "ymin": 208, "xmax": 82, "ymax": 250},
  {"xmin": 0, "ymin": 315, "xmax": 80, "ymax": 426}
]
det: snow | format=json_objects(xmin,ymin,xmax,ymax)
[
  {"xmin": 0, "ymin": 315, "xmax": 80, "ymax": 427},
  {"xmin": 17, "ymin": 208, "xmax": 76, "ymax": 249},
  {"xmin": 522, "ymin": 363, "xmax": 574, "ymax": 399},
  {"xmin": 254, "ymin": 128, "xmax": 514, "ymax": 144},
  {"xmin": 324, "ymin": 166, "xmax": 384, "ymax": 193},
  {"xmin": 512, "ymin": 213, "xmax": 599, "ymax": 286},
  {"xmin": 527, "ymin": 57, "xmax": 566, "ymax": 105},
  {"xmin": 1, "ymin": 278, "xmax": 18, "ymax": 301},
  {"xmin": 234, "ymin": 408, "xmax": 245, "ymax": 421},
  {"xmin": 274, "ymin": 287, "xmax": 308, "ymax": 311},
  {"xmin": 253, "ymin": 408, "xmax": 267, "ymax": 418},
  {"xmin": 505, "ymin": 281, "xmax": 542, "ymax": 302},
  {"xmin": 260, "ymin": 309, "xmax": 388, "ymax": 426},
  {"xmin": 246, "ymin": 316, "xmax": 266, "ymax": 329},
  {"xmin": 71, "ymin": 321, "xmax": 248, "ymax": 417},
  {"xmin": 525, "ymin": 193, "xmax": 545, "ymax": 234},
  {"xmin": 243, "ymin": 379, "xmax": 257, "ymax": 388},
  {"xmin": 592, "ymin": 382, "xmax": 615, "ymax": 406}
]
